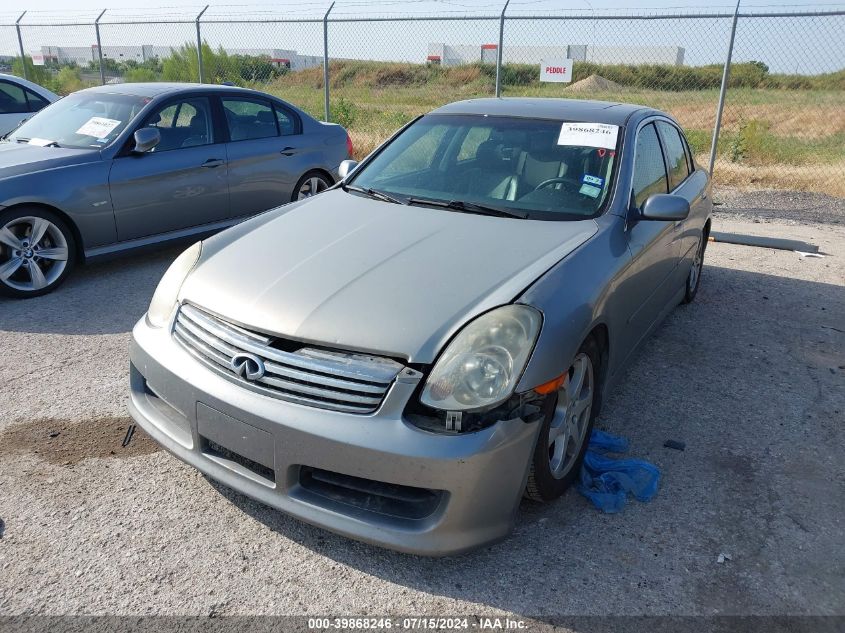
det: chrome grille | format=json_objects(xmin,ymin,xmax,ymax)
[{"xmin": 173, "ymin": 304, "xmax": 404, "ymax": 414}]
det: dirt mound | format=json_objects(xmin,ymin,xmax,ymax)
[{"xmin": 568, "ymin": 74, "xmax": 624, "ymax": 92}]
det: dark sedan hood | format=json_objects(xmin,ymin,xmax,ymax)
[
  {"xmin": 0, "ymin": 142, "xmax": 99, "ymax": 179},
  {"xmin": 181, "ymin": 190, "xmax": 598, "ymax": 363}
]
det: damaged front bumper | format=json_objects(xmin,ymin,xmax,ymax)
[{"xmin": 128, "ymin": 316, "xmax": 541, "ymax": 556}]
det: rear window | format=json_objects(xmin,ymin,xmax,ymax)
[{"xmin": 223, "ymin": 98, "xmax": 278, "ymax": 141}]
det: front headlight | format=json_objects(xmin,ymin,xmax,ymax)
[
  {"xmin": 146, "ymin": 241, "xmax": 202, "ymax": 328},
  {"xmin": 420, "ymin": 305, "xmax": 542, "ymax": 412}
]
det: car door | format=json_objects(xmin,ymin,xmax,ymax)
[
  {"xmin": 222, "ymin": 96, "xmax": 302, "ymax": 217},
  {"xmin": 655, "ymin": 120, "xmax": 709, "ymax": 270},
  {"xmin": 108, "ymin": 95, "xmax": 230, "ymax": 241},
  {"xmin": 620, "ymin": 121, "xmax": 681, "ymax": 357}
]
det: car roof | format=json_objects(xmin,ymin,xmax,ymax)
[
  {"xmin": 74, "ymin": 82, "xmax": 271, "ymax": 100},
  {"xmin": 429, "ymin": 98, "xmax": 656, "ymax": 125}
]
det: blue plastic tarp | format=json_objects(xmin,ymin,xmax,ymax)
[{"xmin": 577, "ymin": 429, "xmax": 661, "ymax": 513}]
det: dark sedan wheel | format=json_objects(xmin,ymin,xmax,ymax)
[
  {"xmin": 293, "ymin": 171, "xmax": 332, "ymax": 202},
  {"xmin": 525, "ymin": 337, "xmax": 599, "ymax": 502},
  {"xmin": 683, "ymin": 232, "xmax": 706, "ymax": 304},
  {"xmin": 0, "ymin": 208, "xmax": 75, "ymax": 298}
]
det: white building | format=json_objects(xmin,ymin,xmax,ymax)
[
  {"xmin": 427, "ymin": 43, "xmax": 685, "ymax": 66},
  {"xmin": 37, "ymin": 44, "xmax": 322, "ymax": 70}
]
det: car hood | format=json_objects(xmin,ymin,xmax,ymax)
[
  {"xmin": 181, "ymin": 190, "xmax": 598, "ymax": 363},
  {"xmin": 0, "ymin": 142, "xmax": 99, "ymax": 179}
]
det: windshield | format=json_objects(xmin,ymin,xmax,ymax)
[
  {"xmin": 349, "ymin": 114, "xmax": 620, "ymax": 220},
  {"xmin": 6, "ymin": 92, "xmax": 149, "ymax": 149}
]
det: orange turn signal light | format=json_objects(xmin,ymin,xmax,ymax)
[{"xmin": 533, "ymin": 373, "xmax": 567, "ymax": 395}]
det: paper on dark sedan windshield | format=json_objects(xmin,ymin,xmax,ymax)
[{"xmin": 557, "ymin": 123, "xmax": 619, "ymax": 150}]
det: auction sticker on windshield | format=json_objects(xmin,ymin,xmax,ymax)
[
  {"xmin": 558, "ymin": 122, "xmax": 618, "ymax": 150},
  {"xmin": 76, "ymin": 117, "xmax": 121, "ymax": 139}
]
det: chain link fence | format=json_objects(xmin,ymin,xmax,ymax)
[{"xmin": 0, "ymin": 4, "xmax": 843, "ymax": 195}]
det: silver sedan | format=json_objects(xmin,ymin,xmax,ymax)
[
  {"xmin": 0, "ymin": 83, "xmax": 350, "ymax": 298},
  {"xmin": 129, "ymin": 98, "xmax": 711, "ymax": 555}
]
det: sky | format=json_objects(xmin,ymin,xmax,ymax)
[
  {"xmin": 1, "ymin": 0, "xmax": 842, "ymax": 74},
  {"xmin": 2, "ymin": 0, "xmax": 841, "ymax": 20}
]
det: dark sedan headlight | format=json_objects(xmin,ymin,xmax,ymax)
[{"xmin": 420, "ymin": 305, "xmax": 542, "ymax": 412}]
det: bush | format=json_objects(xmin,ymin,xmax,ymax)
[
  {"xmin": 52, "ymin": 67, "xmax": 84, "ymax": 95},
  {"xmin": 124, "ymin": 68, "xmax": 159, "ymax": 83},
  {"xmin": 11, "ymin": 57, "xmax": 51, "ymax": 87},
  {"xmin": 331, "ymin": 97, "xmax": 357, "ymax": 128}
]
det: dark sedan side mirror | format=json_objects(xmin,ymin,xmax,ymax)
[
  {"xmin": 338, "ymin": 159, "xmax": 358, "ymax": 179},
  {"xmin": 132, "ymin": 127, "xmax": 160, "ymax": 154},
  {"xmin": 640, "ymin": 194, "xmax": 690, "ymax": 221}
]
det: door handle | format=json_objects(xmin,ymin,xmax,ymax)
[
  {"xmin": 279, "ymin": 146, "xmax": 297, "ymax": 156},
  {"xmin": 201, "ymin": 158, "xmax": 224, "ymax": 168}
]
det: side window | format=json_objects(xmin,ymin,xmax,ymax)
[
  {"xmin": 456, "ymin": 126, "xmax": 492, "ymax": 162},
  {"xmin": 274, "ymin": 104, "xmax": 298, "ymax": 136},
  {"xmin": 656, "ymin": 121, "xmax": 690, "ymax": 190},
  {"xmin": 223, "ymin": 98, "xmax": 278, "ymax": 141},
  {"xmin": 25, "ymin": 90, "xmax": 50, "ymax": 113},
  {"xmin": 0, "ymin": 82, "xmax": 28, "ymax": 115},
  {"xmin": 143, "ymin": 97, "xmax": 213, "ymax": 152},
  {"xmin": 632, "ymin": 123, "xmax": 668, "ymax": 209}
]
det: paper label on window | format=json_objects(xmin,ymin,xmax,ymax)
[
  {"xmin": 28, "ymin": 138, "xmax": 55, "ymax": 146},
  {"xmin": 582, "ymin": 174, "xmax": 604, "ymax": 187},
  {"xmin": 76, "ymin": 117, "xmax": 121, "ymax": 139},
  {"xmin": 558, "ymin": 123, "xmax": 618, "ymax": 150},
  {"xmin": 579, "ymin": 183, "xmax": 602, "ymax": 198}
]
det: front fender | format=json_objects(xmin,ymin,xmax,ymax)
[
  {"xmin": 0, "ymin": 161, "xmax": 116, "ymax": 249},
  {"xmin": 516, "ymin": 213, "xmax": 631, "ymax": 393}
]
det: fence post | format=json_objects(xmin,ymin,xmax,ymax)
[
  {"xmin": 323, "ymin": 1, "xmax": 335, "ymax": 122},
  {"xmin": 95, "ymin": 9, "xmax": 107, "ymax": 85},
  {"xmin": 195, "ymin": 5, "xmax": 209, "ymax": 83},
  {"xmin": 495, "ymin": 0, "xmax": 510, "ymax": 98},
  {"xmin": 15, "ymin": 12, "xmax": 27, "ymax": 81},
  {"xmin": 709, "ymin": 0, "xmax": 741, "ymax": 177}
]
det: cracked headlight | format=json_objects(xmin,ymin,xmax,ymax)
[
  {"xmin": 146, "ymin": 241, "xmax": 202, "ymax": 328},
  {"xmin": 420, "ymin": 305, "xmax": 542, "ymax": 412}
]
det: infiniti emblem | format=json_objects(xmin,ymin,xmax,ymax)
[{"xmin": 229, "ymin": 352, "xmax": 266, "ymax": 381}]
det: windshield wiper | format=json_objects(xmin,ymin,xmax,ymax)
[
  {"xmin": 406, "ymin": 197, "xmax": 528, "ymax": 219},
  {"xmin": 14, "ymin": 138, "xmax": 61, "ymax": 147},
  {"xmin": 342, "ymin": 183, "xmax": 407, "ymax": 205}
]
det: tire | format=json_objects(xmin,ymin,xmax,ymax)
[
  {"xmin": 525, "ymin": 336, "xmax": 601, "ymax": 502},
  {"xmin": 682, "ymin": 230, "xmax": 706, "ymax": 304},
  {"xmin": 292, "ymin": 171, "xmax": 333, "ymax": 202},
  {"xmin": 0, "ymin": 207, "xmax": 76, "ymax": 298}
]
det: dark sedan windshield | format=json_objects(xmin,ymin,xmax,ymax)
[
  {"xmin": 6, "ymin": 92, "xmax": 148, "ymax": 149},
  {"xmin": 349, "ymin": 114, "xmax": 621, "ymax": 219}
]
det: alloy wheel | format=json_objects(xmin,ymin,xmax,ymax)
[
  {"xmin": 297, "ymin": 176, "xmax": 329, "ymax": 200},
  {"xmin": 547, "ymin": 353, "xmax": 594, "ymax": 479},
  {"xmin": 0, "ymin": 216, "xmax": 70, "ymax": 293},
  {"xmin": 689, "ymin": 237, "xmax": 704, "ymax": 292}
]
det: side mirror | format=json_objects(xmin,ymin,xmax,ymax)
[
  {"xmin": 132, "ymin": 127, "xmax": 160, "ymax": 154},
  {"xmin": 640, "ymin": 194, "xmax": 690, "ymax": 221},
  {"xmin": 338, "ymin": 159, "xmax": 358, "ymax": 179}
]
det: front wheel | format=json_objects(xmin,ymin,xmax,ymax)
[
  {"xmin": 0, "ymin": 208, "xmax": 76, "ymax": 298},
  {"xmin": 292, "ymin": 171, "xmax": 332, "ymax": 202},
  {"xmin": 525, "ymin": 336, "xmax": 600, "ymax": 502}
]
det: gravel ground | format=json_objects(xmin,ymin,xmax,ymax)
[
  {"xmin": 714, "ymin": 187, "xmax": 845, "ymax": 226},
  {"xmin": 0, "ymin": 214, "xmax": 843, "ymax": 621}
]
